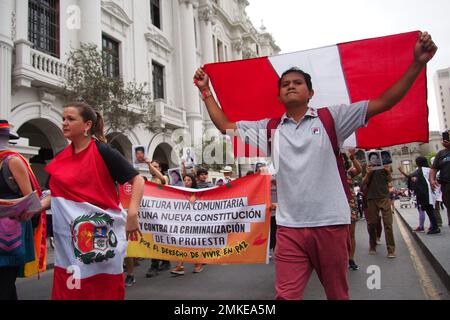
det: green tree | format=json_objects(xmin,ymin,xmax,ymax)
[
  {"xmin": 63, "ymin": 43, "xmax": 154, "ymax": 142},
  {"xmin": 426, "ymin": 152, "xmax": 437, "ymax": 166}
]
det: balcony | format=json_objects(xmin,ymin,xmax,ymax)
[
  {"xmin": 153, "ymin": 99, "xmax": 187, "ymax": 130},
  {"xmin": 12, "ymin": 41, "xmax": 72, "ymax": 90}
]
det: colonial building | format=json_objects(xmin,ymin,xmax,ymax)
[
  {"xmin": 434, "ymin": 67, "xmax": 450, "ymax": 132},
  {"xmin": 0, "ymin": 0, "xmax": 280, "ymax": 184}
]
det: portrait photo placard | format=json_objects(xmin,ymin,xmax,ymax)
[
  {"xmin": 132, "ymin": 145, "xmax": 147, "ymax": 169},
  {"xmin": 168, "ymin": 167, "xmax": 183, "ymax": 187},
  {"xmin": 182, "ymin": 147, "xmax": 196, "ymax": 169},
  {"xmin": 365, "ymin": 150, "xmax": 383, "ymax": 170}
]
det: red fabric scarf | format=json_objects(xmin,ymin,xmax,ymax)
[{"xmin": 45, "ymin": 139, "xmax": 120, "ymax": 212}]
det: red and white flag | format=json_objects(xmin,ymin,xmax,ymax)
[
  {"xmin": 46, "ymin": 141, "xmax": 127, "ymax": 300},
  {"xmin": 203, "ymin": 31, "xmax": 428, "ymax": 153}
]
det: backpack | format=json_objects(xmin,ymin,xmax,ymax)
[
  {"xmin": 0, "ymin": 155, "xmax": 23, "ymax": 255},
  {"xmin": 1, "ymin": 155, "xmax": 21, "ymax": 195},
  {"xmin": 266, "ymin": 107, "xmax": 352, "ymax": 202}
]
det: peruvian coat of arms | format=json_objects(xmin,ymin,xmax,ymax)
[{"xmin": 71, "ymin": 212, "xmax": 118, "ymax": 264}]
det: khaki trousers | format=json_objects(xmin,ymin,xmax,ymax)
[{"xmin": 367, "ymin": 198, "xmax": 395, "ymax": 254}]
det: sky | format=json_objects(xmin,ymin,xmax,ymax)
[{"xmin": 246, "ymin": 0, "xmax": 450, "ymax": 132}]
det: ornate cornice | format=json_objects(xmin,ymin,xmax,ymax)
[
  {"xmin": 145, "ymin": 27, "xmax": 173, "ymax": 59},
  {"xmin": 198, "ymin": 5, "xmax": 214, "ymax": 23},
  {"xmin": 101, "ymin": 1, "xmax": 133, "ymax": 26},
  {"xmin": 179, "ymin": 0, "xmax": 199, "ymax": 9}
]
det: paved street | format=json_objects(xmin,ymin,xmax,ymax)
[{"xmin": 15, "ymin": 202, "xmax": 450, "ymax": 300}]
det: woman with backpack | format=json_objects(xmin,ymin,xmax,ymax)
[{"xmin": 0, "ymin": 120, "xmax": 46, "ymax": 300}]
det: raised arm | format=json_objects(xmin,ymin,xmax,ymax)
[
  {"xmin": 194, "ymin": 68, "xmax": 237, "ymax": 134},
  {"xmin": 348, "ymin": 149, "xmax": 362, "ymax": 177},
  {"xmin": 181, "ymin": 160, "xmax": 187, "ymax": 177},
  {"xmin": 145, "ymin": 158, "xmax": 168, "ymax": 185},
  {"xmin": 362, "ymin": 165, "xmax": 373, "ymax": 185},
  {"xmin": 366, "ymin": 32, "xmax": 437, "ymax": 120}
]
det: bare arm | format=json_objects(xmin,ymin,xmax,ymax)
[
  {"xmin": 429, "ymin": 168, "xmax": 439, "ymax": 191},
  {"xmin": 366, "ymin": 32, "xmax": 437, "ymax": 120},
  {"xmin": 362, "ymin": 166, "xmax": 373, "ymax": 185},
  {"xmin": 9, "ymin": 157, "xmax": 33, "ymax": 196},
  {"xmin": 348, "ymin": 149, "xmax": 362, "ymax": 177},
  {"xmin": 145, "ymin": 158, "xmax": 168, "ymax": 185},
  {"xmin": 126, "ymin": 175, "xmax": 144, "ymax": 241},
  {"xmin": 193, "ymin": 68, "xmax": 237, "ymax": 134},
  {"xmin": 8, "ymin": 157, "xmax": 38, "ymax": 221},
  {"xmin": 181, "ymin": 161, "xmax": 187, "ymax": 177}
]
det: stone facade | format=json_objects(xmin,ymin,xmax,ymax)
[
  {"xmin": 434, "ymin": 67, "xmax": 450, "ymax": 132},
  {"xmin": 0, "ymin": 0, "xmax": 280, "ymax": 184}
]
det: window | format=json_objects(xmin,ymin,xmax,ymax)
[
  {"xmin": 152, "ymin": 62, "xmax": 165, "ymax": 99},
  {"xmin": 28, "ymin": 0, "xmax": 60, "ymax": 57},
  {"xmin": 401, "ymin": 147, "xmax": 409, "ymax": 155},
  {"xmin": 217, "ymin": 39, "xmax": 224, "ymax": 62},
  {"xmin": 402, "ymin": 160, "xmax": 411, "ymax": 174},
  {"xmin": 212, "ymin": 35, "xmax": 217, "ymax": 61},
  {"xmin": 150, "ymin": 0, "xmax": 161, "ymax": 29},
  {"xmin": 102, "ymin": 35, "xmax": 120, "ymax": 78}
]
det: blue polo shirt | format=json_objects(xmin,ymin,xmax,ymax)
[{"xmin": 236, "ymin": 101, "xmax": 368, "ymax": 228}]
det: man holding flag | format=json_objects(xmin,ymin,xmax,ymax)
[{"xmin": 193, "ymin": 31, "xmax": 436, "ymax": 300}]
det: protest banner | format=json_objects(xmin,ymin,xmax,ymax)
[{"xmin": 120, "ymin": 173, "xmax": 271, "ymax": 264}]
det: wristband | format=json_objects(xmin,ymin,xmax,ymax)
[{"xmin": 201, "ymin": 88, "xmax": 212, "ymax": 100}]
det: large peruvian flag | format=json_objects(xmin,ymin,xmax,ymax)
[
  {"xmin": 203, "ymin": 31, "xmax": 428, "ymax": 154},
  {"xmin": 46, "ymin": 140, "xmax": 127, "ymax": 300}
]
